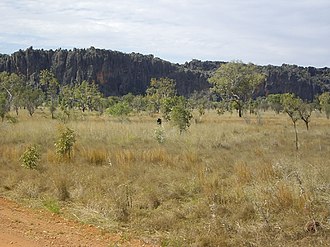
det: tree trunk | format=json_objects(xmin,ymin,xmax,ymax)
[
  {"xmin": 238, "ymin": 107, "xmax": 242, "ymax": 118},
  {"xmin": 294, "ymin": 122, "xmax": 299, "ymax": 150},
  {"xmin": 305, "ymin": 121, "xmax": 309, "ymax": 131}
]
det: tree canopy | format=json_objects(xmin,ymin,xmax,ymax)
[{"xmin": 209, "ymin": 61, "xmax": 266, "ymax": 117}]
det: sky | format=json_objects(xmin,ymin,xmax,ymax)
[{"xmin": 0, "ymin": 0, "xmax": 329, "ymax": 67}]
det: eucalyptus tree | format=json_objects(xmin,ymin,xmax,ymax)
[
  {"xmin": 22, "ymin": 85, "xmax": 44, "ymax": 116},
  {"xmin": 0, "ymin": 72, "xmax": 14, "ymax": 120},
  {"xmin": 170, "ymin": 96, "xmax": 193, "ymax": 134},
  {"xmin": 39, "ymin": 69, "xmax": 59, "ymax": 119},
  {"xmin": 280, "ymin": 93, "xmax": 302, "ymax": 150},
  {"xmin": 146, "ymin": 77, "xmax": 176, "ymax": 114},
  {"xmin": 73, "ymin": 81, "xmax": 103, "ymax": 112},
  {"xmin": 298, "ymin": 102, "xmax": 313, "ymax": 130},
  {"xmin": 267, "ymin": 94, "xmax": 284, "ymax": 114},
  {"xmin": 209, "ymin": 61, "xmax": 266, "ymax": 117},
  {"xmin": 318, "ymin": 92, "xmax": 330, "ymax": 118}
]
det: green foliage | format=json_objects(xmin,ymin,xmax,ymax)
[
  {"xmin": 0, "ymin": 72, "xmax": 17, "ymax": 120},
  {"xmin": 0, "ymin": 71, "xmax": 44, "ymax": 117},
  {"xmin": 54, "ymin": 126, "xmax": 76, "ymax": 159},
  {"xmin": 154, "ymin": 127, "xmax": 166, "ymax": 143},
  {"xmin": 280, "ymin": 93, "xmax": 303, "ymax": 150},
  {"xmin": 280, "ymin": 93, "xmax": 302, "ymax": 122},
  {"xmin": 318, "ymin": 92, "xmax": 330, "ymax": 118},
  {"xmin": 122, "ymin": 93, "xmax": 135, "ymax": 105},
  {"xmin": 188, "ymin": 90, "xmax": 213, "ymax": 122},
  {"xmin": 298, "ymin": 102, "xmax": 313, "ymax": 130},
  {"xmin": 74, "ymin": 81, "xmax": 103, "ymax": 112},
  {"xmin": 5, "ymin": 114, "xmax": 18, "ymax": 124},
  {"xmin": 131, "ymin": 95, "xmax": 147, "ymax": 112},
  {"xmin": 249, "ymin": 97, "xmax": 268, "ymax": 114},
  {"xmin": 22, "ymin": 85, "xmax": 44, "ymax": 116},
  {"xmin": 106, "ymin": 101, "xmax": 132, "ymax": 119},
  {"xmin": 20, "ymin": 145, "xmax": 41, "ymax": 170},
  {"xmin": 59, "ymin": 81, "xmax": 103, "ymax": 115},
  {"xmin": 0, "ymin": 92, "xmax": 8, "ymax": 121},
  {"xmin": 146, "ymin": 77, "xmax": 177, "ymax": 113},
  {"xmin": 267, "ymin": 94, "xmax": 283, "ymax": 114},
  {"xmin": 39, "ymin": 70, "xmax": 59, "ymax": 119},
  {"xmin": 59, "ymin": 84, "xmax": 75, "ymax": 111},
  {"xmin": 42, "ymin": 198, "xmax": 61, "ymax": 214},
  {"xmin": 209, "ymin": 61, "xmax": 266, "ymax": 117},
  {"xmin": 170, "ymin": 97, "xmax": 193, "ymax": 134},
  {"xmin": 1, "ymin": 72, "xmax": 25, "ymax": 115},
  {"xmin": 160, "ymin": 96, "xmax": 180, "ymax": 121}
]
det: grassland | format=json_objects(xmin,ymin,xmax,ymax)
[{"xmin": 1, "ymin": 109, "xmax": 330, "ymax": 246}]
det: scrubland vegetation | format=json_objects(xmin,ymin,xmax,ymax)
[
  {"xmin": 1, "ymin": 62, "xmax": 330, "ymax": 246},
  {"xmin": 1, "ymin": 109, "xmax": 330, "ymax": 246}
]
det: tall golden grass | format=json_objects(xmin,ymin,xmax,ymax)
[{"xmin": 1, "ymin": 109, "xmax": 330, "ymax": 246}]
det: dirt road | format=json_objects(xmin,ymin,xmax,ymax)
[{"xmin": 0, "ymin": 197, "xmax": 152, "ymax": 247}]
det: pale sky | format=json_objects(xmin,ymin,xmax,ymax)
[{"xmin": 0, "ymin": 0, "xmax": 329, "ymax": 67}]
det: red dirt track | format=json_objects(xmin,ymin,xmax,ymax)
[{"xmin": 0, "ymin": 197, "xmax": 153, "ymax": 247}]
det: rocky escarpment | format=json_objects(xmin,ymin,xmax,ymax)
[
  {"xmin": 259, "ymin": 64, "xmax": 330, "ymax": 100},
  {"xmin": 0, "ymin": 47, "xmax": 329, "ymax": 100},
  {"xmin": 0, "ymin": 47, "xmax": 213, "ymax": 96}
]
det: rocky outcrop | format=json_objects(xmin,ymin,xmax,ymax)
[
  {"xmin": 0, "ymin": 47, "xmax": 211, "ymax": 96},
  {"xmin": 258, "ymin": 64, "xmax": 330, "ymax": 100},
  {"xmin": 0, "ymin": 47, "xmax": 329, "ymax": 100}
]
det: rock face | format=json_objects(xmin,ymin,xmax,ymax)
[
  {"xmin": 0, "ymin": 47, "xmax": 329, "ymax": 100},
  {"xmin": 259, "ymin": 64, "xmax": 330, "ymax": 100}
]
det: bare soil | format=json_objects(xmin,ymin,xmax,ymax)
[{"xmin": 0, "ymin": 197, "xmax": 154, "ymax": 247}]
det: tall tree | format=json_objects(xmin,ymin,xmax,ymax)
[
  {"xmin": 22, "ymin": 85, "xmax": 44, "ymax": 116},
  {"xmin": 3, "ymin": 73, "xmax": 25, "ymax": 115},
  {"xmin": 170, "ymin": 96, "xmax": 193, "ymax": 134},
  {"xmin": 0, "ymin": 72, "xmax": 14, "ymax": 120},
  {"xmin": 74, "ymin": 81, "xmax": 103, "ymax": 112},
  {"xmin": 280, "ymin": 93, "xmax": 301, "ymax": 150},
  {"xmin": 209, "ymin": 61, "xmax": 266, "ymax": 117},
  {"xmin": 318, "ymin": 92, "xmax": 330, "ymax": 119},
  {"xmin": 146, "ymin": 77, "xmax": 176, "ymax": 113},
  {"xmin": 267, "ymin": 94, "xmax": 284, "ymax": 114},
  {"xmin": 298, "ymin": 102, "xmax": 313, "ymax": 130},
  {"xmin": 39, "ymin": 70, "xmax": 59, "ymax": 119}
]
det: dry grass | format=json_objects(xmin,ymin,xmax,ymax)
[{"xmin": 1, "ymin": 109, "xmax": 330, "ymax": 246}]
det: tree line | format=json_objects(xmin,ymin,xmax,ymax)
[{"xmin": 1, "ymin": 61, "xmax": 330, "ymax": 133}]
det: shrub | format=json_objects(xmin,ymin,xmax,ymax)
[
  {"xmin": 43, "ymin": 198, "xmax": 61, "ymax": 214},
  {"xmin": 20, "ymin": 145, "xmax": 40, "ymax": 169},
  {"xmin": 170, "ymin": 100, "xmax": 193, "ymax": 134},
  {"xmin": 106, "ymin": 101, "xmax": 132, "ymax": 120},
  {"xmin": 54, "ymin": 126, "xmax": 76, "ymax": 159},
  {"xmin": 154, "ymin": 127, "xmax": 165, "ymax": 143}
]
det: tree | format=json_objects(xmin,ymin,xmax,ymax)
[
  {"xmin": 318, "ymin": 92, "xmax": 330, "ymax": 118},
  {"xmin": 0, "ymin": 92, "xmax": 8, "ymax": 121},
  {"xmin": 3, "ymin": 73, "xmax": 25, "ymax": 115},
  {"xmin": 188, "ymin": 90, "xmax": 213, "ymax": 123},
  {"xmin": 131, "ymin": 95, "xmax": 147, "ymax": 113},
  {"xmin": 146, "ymin": 77, "xmax": 176, "ymax": 113},
  {"xmin": 209, "ymin": 61, "xmax": 266, "ymax": 117},
  {"xmin": 59, "ymin": 84, "xmax": 75, "ymax": 114},
  {"xmin": 280, "ymin": 93, "xmax": 301, "ymax": 150},
  {"xmin": 73, "ymin": 81, "xmax": 103, "ymax": 112},
  {"xmin": 298, "ymin": 102, "xmax": 313, "ymax": 130},
  {"xmin": 267, "ymin": 94, "xmax": 284, "ymax": 114},
  {"xmin": 106, "ymin": 101, "xmax": 132, "ymax": 120},
  {"xmin": 160, "ymin": 96, "xmax": 181, "ymax": 121},
  {"xmin": 40, "ymin": 70, "xmax": 59, "ymax": 119},
  {"xmin": 22, "ymin": 85, "xmax": 44, "ymax": 116},
  {"xmin": 0, "ymin": 72, "xmax": 14, "ymax": 120},
  {"xmin": 54, "ymin": 126, "xmax": 76, "ymax": 160},
  {"xmin": 170, "ymin": 97, "xmax": 193, "ymax": 134}
]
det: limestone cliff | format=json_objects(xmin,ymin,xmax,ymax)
[{"xmin": 0, "ymin": 47, "xmax": 329, "ymax": 100}]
